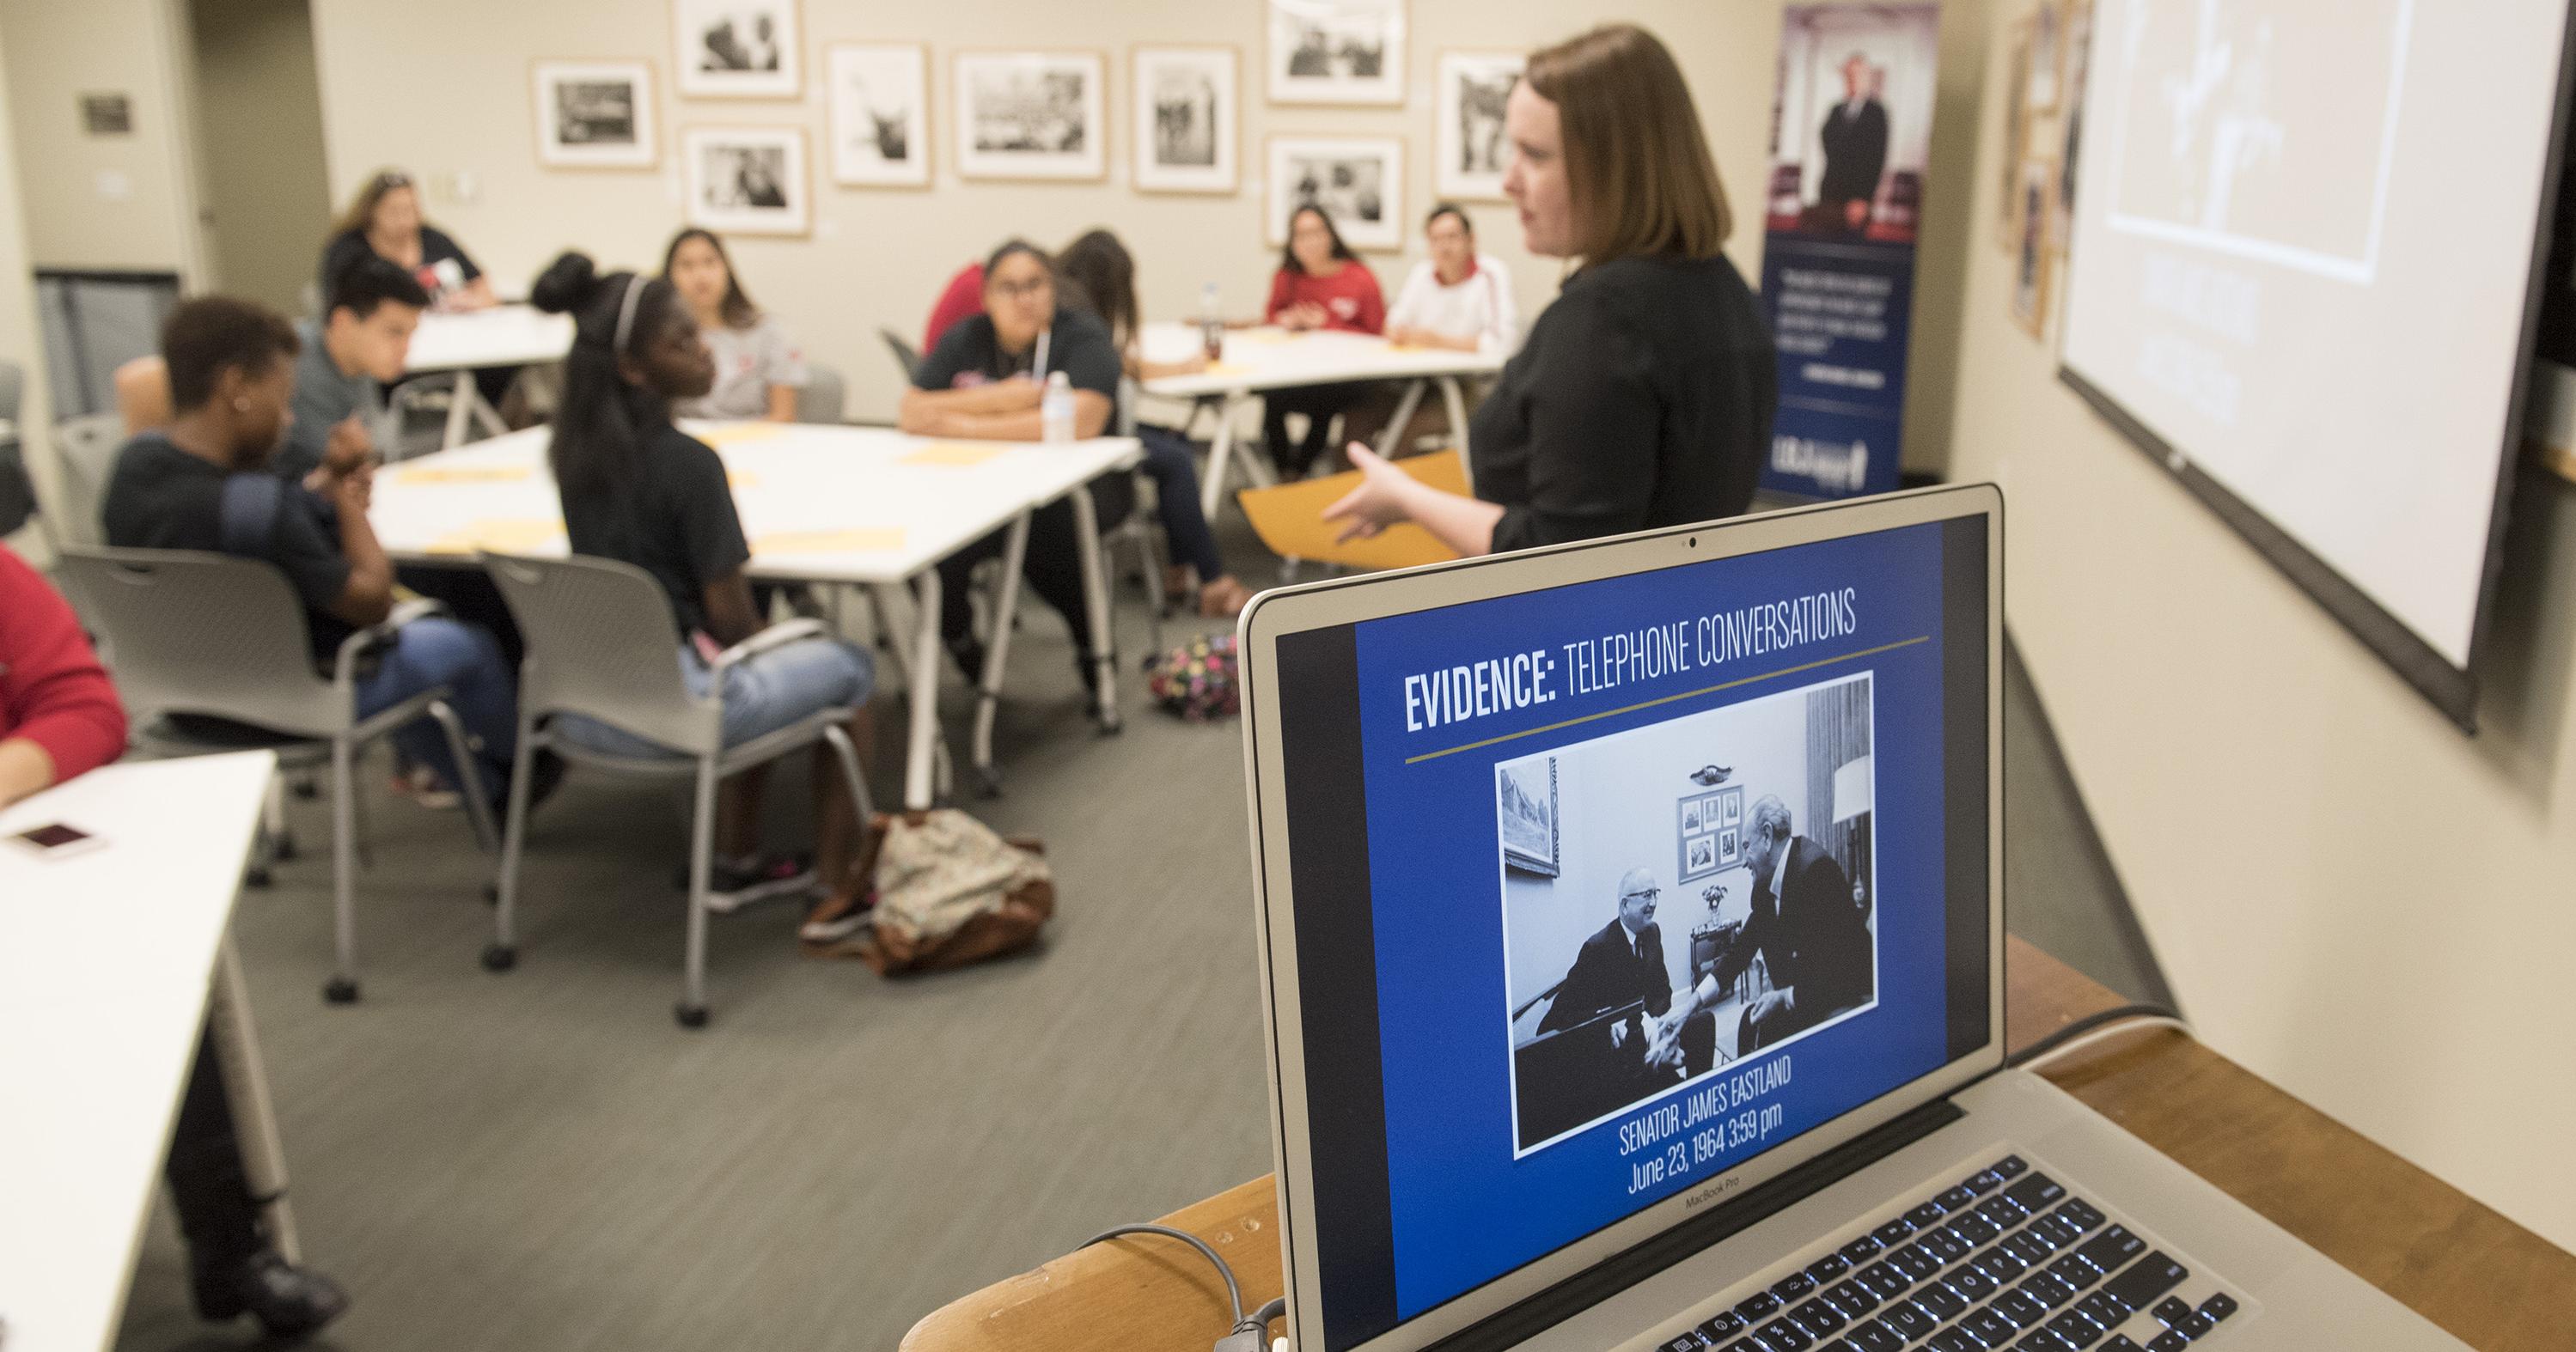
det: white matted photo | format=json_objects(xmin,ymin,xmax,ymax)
[
  {"xmin": 674, "ymin": 0, "xmax": 800, "ymax": 99},
  {"xmin": 1499, "ymin": 672, "xmax": 1880, "ymax": 1157},
  {"xmin": 1267, "ymin": 135, "xmax": 1404, "ymax": 251},
  {"xmin": 1133, "ymin": 46, "xmax": 1237, "ymax": 194},
  {"xmin": 827, "ymin": 44, "xmax": 929, "ymax": 187},
  {"xmin": 1436, "ymin": 51, "xmax": 1520, "ymax": 200},
  {"xmin": 955, "ymin": 51, "xmax": 1106, "ymax": 181},
  {"xmin": 1267, "ymin": 0, "xmax": 1406, "ymax": 106},
  {"xmin": 533, "ymin": 61, "xmax": 656, "ymax": 168},
  {"xmin": 682, "ymin": 126, "xmax": 808, "ymax": 235}
]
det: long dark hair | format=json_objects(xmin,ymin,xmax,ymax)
[
  {"xmin": 530, "ymin": 250, "xmax": 684, "ymax": 499},
  {"xmin": 1280, "ymin": 204, "xmax": 1358, "ymax": 275},
  {"xmin": 1053, "ymin": 228, "xmax": 1138, "ymax": 351},
  {"xmin": 661, "ymin": 228, "xmax": 760, "ymax": 330}
]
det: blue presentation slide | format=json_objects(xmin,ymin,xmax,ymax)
[{"xmin": 1346, "ymin": 522, "xmax": 1963, "ymax": 1319}]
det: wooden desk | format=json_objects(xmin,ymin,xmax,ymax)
[{"xmin": 903, "ymin": 937, "xmax": 2576, "ymax": 1352}]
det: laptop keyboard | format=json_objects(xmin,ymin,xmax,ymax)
[{"xmin": 1657, "ymin": 1154, "xmax": 2249, "ymax": 1352}]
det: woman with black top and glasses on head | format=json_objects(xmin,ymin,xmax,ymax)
[
  {"xmin": 318, "ymin": 170, "xmax": 497, "ymax": 312},
  {"xmin": 1323, "ymin": 23, "xmax": 1777, "ymax": 555},
  {"xmin": 528, "ymin": 252, "xmax": 882, "ymax": 945}
]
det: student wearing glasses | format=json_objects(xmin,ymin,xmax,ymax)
[
  {"xmin": 318, "ymin": 170, "xmax": 495, "ymax": 312},
  {"xmin": 1325, "ymin": 24, "xmax": 1777, "ymax": 555}
]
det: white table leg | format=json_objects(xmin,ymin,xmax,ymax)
[
  {"xmin": 971, "ymin": 512, "xmax": 1032, "ymax": 796},
  {"xmin": 903, "ymin": 569, "xmax": 944, "ymax": 810},
  {"xmin": 440, "ymin": 370, "xmax": 476, "ymax": 450},
  {"xmin": 209, "ymin": 935, "xmax": 299, "ymax": 1264},
  {"xmin": 1199, "ymin": 393, "xmax": 1243, "ymax": 519},
  {"xmin": 1066, "ymin": 482, "xmax": 1121, "ymax": 732},
  {"xmin": 1376, "ymin": 379, "xmax": 1428, "ymax": 458},
  {"xmin": 1438, "ymin": 375, "xmax": 1474, "ymax": 491}
]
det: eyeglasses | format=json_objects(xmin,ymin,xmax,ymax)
[
  {"xmin": 1621, "ymin": 887, "xmax": 1662, "ymax": 904},
  {"xmin": 990, "ymin": 276, "xmax": 1051, "ymax": 300}
]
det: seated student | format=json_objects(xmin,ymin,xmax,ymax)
[
  {"xmin": 114, "ymin": 354, "xmax": 173, "ymax": 435},
  {"xmin": 662, "ymin": 228, "xmax": 809, "ymax": 422},
  {"xmin": 900, "ymin": 240, "xmax": 1130, "ymax": 684},
  {"xmin": 99, "ymin": 296, "xmax": 523, "ymax": 812},
  {"xmin": 0, "ymin": 545, "xmax": 350, "ymax": 1338},
  {"xmin": 276, "ymin": 255, "xmax": 428, "ymax": 483},
  {"xmin": 1386, "ymin": 203, "xmax": 1520, "ymax": 355},
  {"xmin": 317, "ymin": 169, "xmax": 494, "ymax": 312},
  {"xmin": 1261, "ymin": 205, "xmax": 1386, "ymax": 478},
  {"xmin": 1051, "ymin": 228, "xmax": 1254, "ymax": 618},
  {"xmin": 528, "ymin": 253, "xmax": 880, "ymax": 939}
]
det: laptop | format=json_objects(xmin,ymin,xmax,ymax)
[{"xmin": 1236, "ymin": 484, "xmax": 2465, "ymax": 1352}]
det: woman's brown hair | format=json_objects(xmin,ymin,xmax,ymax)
[
  {"xmin": 1523, "ymin": 24, "xmax": 1731, "ymax": 263},
  {"xmin": 662, "ymin": 227, "xmax": 762, "ymax": 330},
  {"xmin": 332, "ymin": 168, "xmax": 416, "ymax": 240}
]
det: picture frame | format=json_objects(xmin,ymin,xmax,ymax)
[
  {"xmin": 681, "ymin": 125, "xmax": 809, "ymax": 236},
  {"xmin": 1497, "ymin": 755, "xmax": 1558, "ymax": 877},
  {"xmin": 1996, "ymin": 17, "xmax": 2032, "ymax": 250},
  {"xmin": 2024, "ymin": 0, "xmax": 2063, "ymax": 115},
  {"xmin": 1132, "ymin": 46, "xmax": 1239, "ymax": 195},
  {"xmin": 673, "ymin": 0, "xmax": 801, "ymax": 99},
  {"xmin": 2011, "ymin": 156, "xmax": 2058, "ymax": 338},
  {"xmin": 1267, "ymin": 0, "xmax": 1407, "ymax": 106},
  {"xmin": 2053, "ymin": 0, "xmax": 2091, "ymax": 253},
  {"xmin": 1677, "ymin": 786, "xmax": 1743, "ymax": 882},
  {"xmin": 1435, "ymin": 51, "xmax": 1521, "ymax": 201},
  {"xmin": 1267, "ymin": 134, "xmax": 1405, "ymax": 251},
  {"xmin": 827, "ymin": 44, "xmax": 930, "ymax": 188},
  {"xmin": 954, "ymin": 50, "xmax": 1108, "ymax": 182},
  {"xmin": 532, "ymin": 60, "xmax": 657, "ymax": 169}
]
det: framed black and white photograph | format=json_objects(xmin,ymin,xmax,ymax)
[
  {"xmin": 2024, "ymin": 0, "xmax": 2062, "ymax": 114},
  {"xmin": 827, "ymin": 44, "xmax": 929, "ymax": 188},
  {"xmin": 1497, "ymin": 755, "xmax": 1558, "ymax": 877},
  {"xmin": 955, "ymin": 51, "xmax": 1107, "ymax": 181},
  {"xmin": 1267, "ymin": 0, "xmax": 1406, "ymax": 106},
  {"xmin": 1436, "ymin": 51, "xmax": 1520, "ymax": 200},
  {"xmin": 1267, "ymin": 135, "xmax": 1404, "ymax": 251},
  {"xmin": 1132, "ymin": 46, "xmax": 1237, "ymax": 194},
  {"xmin": 682, "ymin": 126, "xmax": 809, "ymax": 235},
  {"xmin": 674, "ymin": 0, "xmax": 801, "ymax": 99},
  {"xmin": 532, "ymin": 61, "xmax": 656, "ymax": 168}
]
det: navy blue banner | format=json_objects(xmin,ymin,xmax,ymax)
[{"xmin": 1761, "ymin": 241, "xmax": 1919, "ymax": 498}]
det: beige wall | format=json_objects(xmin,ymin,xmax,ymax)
[
  {"xmin": 0, "ymin": 20, "xmax": 58, "ymax": 556},
  {"xmin": 0, "ymin": 0, "xmax": 201, "ymax": 276},
  {"xmin": 1947, "ymin": 16, "xmax": 2576, "ymax": 1251},
  {"xmin": 305, "ymin": 0, "xmax": 1983, "ymax": 454},
  {"xmin": 187, "ymin": 0, "xmax": 333, "ymax": 314}
]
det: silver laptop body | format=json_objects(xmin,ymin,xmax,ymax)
[{"xmin": 1236, "ymin": 485, "xmax": 2463, "ymax": 1352}]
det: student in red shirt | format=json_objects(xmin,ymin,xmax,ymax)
[
  {"xmin": 922, "ymin": 261, "xmax": 986, "ymax": 354},
  {"xmin": 1262, "ymin": 204, "xmax": 1386, "ymax": 478},
  {"xmin": 0, "ymin": 544, "xmax": 350, "ymax": 1337}
]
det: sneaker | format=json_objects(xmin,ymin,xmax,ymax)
[
  {"xmin": 799, "ymin": 888, "xmax": 877, "ymax": 944},
  {"xmin": 395, "ymin": 759, "xmax": 461, "ymax": 810},
  {"xmin": 686, "ymin": 852, "xmax": 819, "ymax": 913}
]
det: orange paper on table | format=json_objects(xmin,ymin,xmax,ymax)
[
  {"xmin": 900, "ymin": 442, "xmax": 1006, "ymax": 467},
  {"xmin": 1236, "ymin": 449, "xmax": 1468, "ymax": 572},
  {"xmin": 394, "ymin": 464, "xmax": 532, "ymax": 485},
  {"xmin": 696, "ymin": 422, "xmax": 789, "ymax": 447},
  {"xmin": 754, "ymin": 527, "xmax": 906, "ymax": 554},
  {"xmin": 424, "ymin": 518, "xmax": 565, "ymax": 555}
]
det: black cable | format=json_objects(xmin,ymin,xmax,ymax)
[
  {"xmin": 1080, "ymin": 1223, "xmax": 1246, "ymax": 1329},
  {"xmin": 2007, "ymin": 1002, "xmax": 2185, "ymax": 1068}
]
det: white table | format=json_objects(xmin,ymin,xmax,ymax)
[
  {"xmin": 401, "ymin": 305, "xmax": 576, "ymax": 450},
  {"xmin": 0, "ymin": 752, "xmax": 291, "ymax": 1352},
  {"xmin": 365, "ymin": 423, "xmax": 1144, "ymax": 807},
  {"xmin": 1138, "ymin": 323, "xmax": 1503, "ymax": 516}
]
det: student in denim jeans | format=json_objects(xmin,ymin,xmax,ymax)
[{"xmin": 529, "ymin": 252, "xmax": 881, "ymax": 942}]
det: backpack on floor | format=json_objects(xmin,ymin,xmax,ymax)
[
  {"xmin": 845, "ymin": 810, "xmax": 1053, "ymax": 975},
  {"xmin": 1145, "ymin": 632, "xmax": 1241, "ymax": 722}
]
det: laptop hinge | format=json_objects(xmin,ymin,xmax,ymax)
[{"xmin": 1422, "ymin": 1096, "xmax": 1967, "ymax": 1352}]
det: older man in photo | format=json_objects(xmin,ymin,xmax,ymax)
[
  {"xmin": 1712, "ymin": 795, "xmax": 1874, "ymax": 1050},
  {"xmin": 1541, "ymin": 868, "xmax": 1716, "ymax": 1083},
  {"xmin": 1814, "ymin": 52, "xmax": 1890, "ymax": 236}
]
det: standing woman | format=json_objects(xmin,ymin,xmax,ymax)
[
  {"xmin": 1261, "ymin": 205, "xmax": 1385, "ymax": 478},
  {"xmin": 318, "ymin": 170, "xmax": 497, "ymax": 311},
  {"xmin": 662, "ymin": 228, "xmax": 809, "ymax": 422},
  {"xmin": 528, "ymin": 253, "xmax": 882, "ymax": 942},
  {"xmin": 1325, "ymin": 24, "xmax": 1776, "ymax": 553}
]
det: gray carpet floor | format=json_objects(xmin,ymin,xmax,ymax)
[{"xmin": 107, "ymin": 525, "xmax": 2166, "ymax": 1352}]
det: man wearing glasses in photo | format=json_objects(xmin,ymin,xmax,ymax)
[{"xmin": 1538, "ymin": 868, "xmax": 1719, "ymax": 1089}]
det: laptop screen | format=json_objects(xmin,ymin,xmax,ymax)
[{"xmin": 1263, "ymin": 514, "xmax": 1993, "ymax": 1350}]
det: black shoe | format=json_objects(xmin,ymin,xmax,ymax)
[
  {"xmin": 192, "ymin": 1245, "xmax": 349, "ymax": 1340},
  {"xmin": 487, "ymin": 749, "xmax": 567, "ymax": 827}
]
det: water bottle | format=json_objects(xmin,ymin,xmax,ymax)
[
  {"xmin": 1041, "ymin": 370, "xmax": 1075, "ymax": 443},
  {"xmin": 1199, "ymin": 282, "xmax": 1224, "ymax": 361}
]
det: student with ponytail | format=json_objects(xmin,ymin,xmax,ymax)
[{"xmin": 528, "ymin": 252, "xmax": 881, "ymax": 941}]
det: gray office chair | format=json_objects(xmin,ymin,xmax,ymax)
[
  {"xmin": 0, "ymin": 359, "xmax": 21, "ymax": 428},
  {"xmin": 49, "ymin": 413, "xmax": 125, "ymax": 546},
  {"xmin": 878, "ymin": 327, "xmax": 923, "ymax": 386},
  {"xmin": 795, "ymin": 362, "xmax": 847, "ymax": 425},
  {"xmin": 1111, "ymin": 376, "xmax": 1169, "ymax": 657},
  {"xmin": 477, "ymin": 552, "xmax": 873, "ymax": 1028},
  {"xmin": 58, "ymin": 547, "xmax": 498, "ymax": 1004}
]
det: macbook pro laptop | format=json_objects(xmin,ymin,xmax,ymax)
[{"xmin": 1236, "ymin": 485, "xmax": 2464, "ymax": 1352}]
